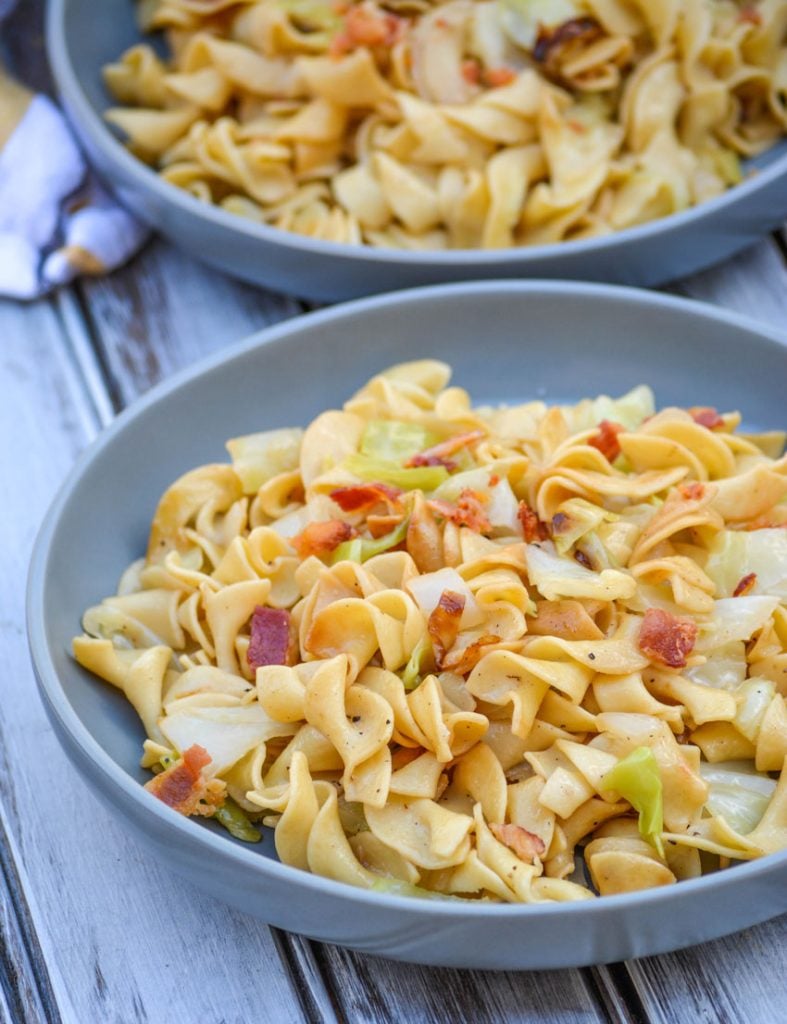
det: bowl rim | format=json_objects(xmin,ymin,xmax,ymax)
[
  {"xmin": 27, "ymin": 279, "xmax": 787, "ymax": 920},
  {"xmin": 48, "ymin": 0, "xmax": 787, "ymax": 268}
]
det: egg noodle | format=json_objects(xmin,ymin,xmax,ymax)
[
  {"xmin": 103, "ymin": 0, "xmax": 787, "ymax": 250},
  {"xmin": 73, "ymin": 361, "xmax": 787, "ymax": 901}
]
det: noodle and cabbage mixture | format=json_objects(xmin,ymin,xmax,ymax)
[
  {"xmin": 74, "ymin": 361, "xmax": 787, "ymax": 901},
  {"xmin": 104, "ymin": 0, "xmax": 787, "ymax": 249}
]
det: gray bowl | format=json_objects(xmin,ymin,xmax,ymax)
[
  {"xmin": 27, "ymin": 282, "xmax": 787, "ymax": 969},
  {"xmin": 48, "ymin": 0, "xmax": 787, "ymax": 302}
]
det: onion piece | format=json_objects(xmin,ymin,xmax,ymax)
[{"xmin": 406, "ymin": 567, "xmax": 484, "ymax": 627}]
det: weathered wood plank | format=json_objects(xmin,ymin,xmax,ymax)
[
  {"xmin": 625, "ymin": 916, "xmax": 787, "ymax": 1024},
  {"xmin": 0, "ymin": 294, "xmax": 307, "ymax": 1024},
  {"xmin": 77, "ymin": 238, "xmax": 302, "ymax": 408}
]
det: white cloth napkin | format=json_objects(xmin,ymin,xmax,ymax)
[{"xmin": 0, "ymin": 4, "xmax": 148, "ymax": 299}]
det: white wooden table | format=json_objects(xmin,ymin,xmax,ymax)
[{"xmin": 3, "ymin": 5, "xmax": 787, "ymax": 1022}]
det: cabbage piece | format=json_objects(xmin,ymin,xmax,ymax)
[
  {"xmin": 213, "ymin": 797, "xmax": 262, "ymax": 842},
  {"xmin": 705, "ymin": 529, "xmax": 787, "ymax": 599},
  {"xmin": 360, "ymin": 420, "xmax": 436, "ymax": 463},
  {"xmin": 733, "ymin": 678, "xmax": 776, "ymax": 742},
  {"xmin": 401, "ymin": 635, "xmax": 432, "ymax": 691},
  {"xmin": 696, "ymin": 596, "xmax": 779, "ymax": 650},
  {"xmin": 406, "ymin": 566, "xmax": 484, "ymax": 627},
  {"xmin": 344, "ymin": 454, "xmax": 448, "ymax": 491},
  {"xmin": 370, "ymin": 877, "xmax": 462, "ymax": 901},
  {"xmin": 563, "ymin": 385, "xmax": 655, "ymax": 434},
  {"xmin": 685, "ymin": 641, "xmax": 747, "ymax": 691},
  {"xmin": 551, "ymin": 498, "xmax": 618, "ymax": 555},
  {"xmin": 332, "ymin": 517, "xmax": 410, "ymax": 564},
  {"xmin": 226, "ymin": 428, "xmax": 303, "ymax": 494},
  {"xmin": 160, "ymin": 704, "xmax": 293, "ymax": 775},
  {"xmin": 700, "ymin": 761, "xmax": 776, "ymax": 834},
  {"xmin": 525, "ymin": 542, "xmax": 635, "ymax": 601},
  {"xmin": 602, "ymin": 746, "xmax": 664, "ymax": 855},
  {"xmin": 498, "ymin": 0, "xmax": 579, "ymax": 49}
]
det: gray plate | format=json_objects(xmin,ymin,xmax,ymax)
[
  {"xmin": 48, "ymin": 0, "xmax": 787, "ymax": 302},
  {"xmin": 27, "ymin": 282, "xmax": 787, "ymax": 970}
]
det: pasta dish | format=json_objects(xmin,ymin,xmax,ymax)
[
  {"xmin": 103, "ymin": 0, "xmax": 787, "ymax": 249},
  {"xmin": 74, "ymin": 361, "xmax": 787, "ymax": 902}
]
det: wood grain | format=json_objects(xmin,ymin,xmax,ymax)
[{"xmin": 0, "ymin": 295, "xmax": 307, "ymax": 1024}]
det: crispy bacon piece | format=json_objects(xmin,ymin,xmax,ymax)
[
  {"xmin": 738, "ymin": 5, "xmax": 762, "ymax": 25},
  {"xmin": 292, "ymin": 519, "xmax": 355, "ymax": 558},
  {"xmin": 638, "ymin": 608, "xmax": 698, "ymax": 669},
  {"xmin": 249, "ymin": 606, "xmax": 292, "ymax": 669},
  {"xmin": 489, "ymin": 823, "xmax": 546, "ymax": 863},
  {"xmin": 145, "ymin": 744, "xmax": 221, "ymax": 817},
  {"xmin": 330, "ymin": 4, "xmax": 402, "ymax": 55},
  {"xmin": 441, "ymin": 634, "xmax": 501, "ymax": 675},
  {"xmin": 429, "ymin": 488, "xmax": 491, "ymax": 533},
  {"xmin": 588, "ymin": 419, "xmax": 625, "ymax": 462},
  {"xmin": 406, "ymin": 430, "xmax": 485, "ymax": 471},
  {"xmin": 485, "ymin": 66, "xmax": 516, "ymax": 87},
  {"xmin": 679, "ymin": 481, "xmax": 706, "ymax": 501},
  {"xmin": 518, "ymin": 501, "xmax": 546, "ymax": 542},
  {"xmin": 733, "ymin": 572, "xmax": 757, "ymax": 597},
  {"xmin": 462, "ymin": 58, "xmax": 481, "ymax": 85},
  {"xmin": 689, "ymin": 406, "xmax": 725, "ymax": 430},
  {"xmin": 428, "ymin": 590, "xmax": 465, "ymax": 669},
  {"xmin": 329, "ymin": 482, "xmax": 402, "ymax": 514}
]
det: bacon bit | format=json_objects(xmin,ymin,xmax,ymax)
[
  {"xmin": 733, "ymin": 572, "xmax": 757, "ymax": 597},
  {"xmin": 738, "ymin": 5, "xmax": 762, "ymax": 24},
  {"xmin": 462, "ymin": 59, "xmax": 481, "ymax": 85},
  {"xmin": 428, "ymin": 590, "xmax": 465, "ymax": 669},
  {"xmin": 485, "ymin": 66, "xmax": 516, "ymax": 87},
  {"xmin": 248, "ymin": 606, "xmax": 292, "ymax": 669},
  {"xmin": 441, "ymin": 634, "xmax": 501, "ymax": 675},
  {"xmin": 367, "ymin": 513, "xmax": 405, "ymax": 538},
  {"xmin": 638, "ymin": 608, "xmax": 698, "ymax": 669},
  {"xmin": 406, "ymin": 430, "xmax": 485, "ymax": 470},
  {"xmin": 391, "ymin": 745, "xmax": 425, "ymax": 770},
  {"xmin": 488, "ymin": 473, "xmax": 500, "ymax": 487},
  {"xmin": 518, "ymin": 501, "xmax": 547, "ymax": 543},
  {"xmin": 679, "ymin": 481, "xmax": 706, "ymax": 501},
  {"xmin": 329, "ymin": 482, "xmax": 402, "ymax": 514},
  {"xmin": 292, "ymin": 519, "xmax": 355, "ymax": 558},
  {"xmin": 428, "ymin": 489, "xmax": 491, "ymax": 534},
  {"xmin": 689, "ymin": 406, "xmax": 725, "ymax": 430},
  {"xmin": 588, "ymin": 419, "xmax": 625, "ymax": 462},
  {"xmin": 145, "ymin": 744, "xmax": 222, "ymax": 817},
  {"xmin": 330, "ymin": 5, "xmax": 402, "ymax": 56},
  {"xmin": 489, "ymin": 823, "xmax": 546, "ymax": 863}
]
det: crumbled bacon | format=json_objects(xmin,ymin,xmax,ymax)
[
  {"xmin": 678, "ymin": 481, "xmax": 706, "ymax": 501},
  {"xmin": 588, "ymin": 419, "xmax": 625, "ymax": 462},
  {"xmin": 733, "ymin": 572, "xmax": 757, "ymax": 597},
  {"xmin": 406, "ymin": 430, "xmax": 485, "ymax": 471},
  {"xmin": 461, "ymin": 59, "xmax": 481, "ymax": 85},
  {"xmin": 329, "ymin": 482, "xmax": 403, "ymax": 514},
  {"xmin": 429, "ymin": 488, "xmax": 491, "ymax": 533},
  {"xmin": 330, "ymin": 4, "xmax": 402, "ymax": 55},
  {"xmin": 427, "ymin": 590, "xmax": 465, "ymax": 669},
  {"xmin": 638, "ymin": 608, "xmax": 698, "ymax": 669},
  {"xmin": 738, "ymin": 5, "xmax": 762, "ymax": 24},
  {"xmin": 519, "ymin": 501, "xmax": 547, "ymax": 542},
  {"xmin": 689, "ymin": 406, "xmax": 725, "ymax": 430},
  {"xmin": 489, "ymin": 823, "xmax": 546, "ymax": 863},
  {"xmin": 292, "ymin": 519, "xmax": 355, "ymax": 558},
  {"xmin": 248, "ymin": 606, "xmax": 292, "ymax": 669},
  {"xmin": 485, "ymin": 66, "xmax": 516, "ymax": 87},
  {"xmin": 145, "ymin": 744, "xmax": 222, "ymax": 817}
]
